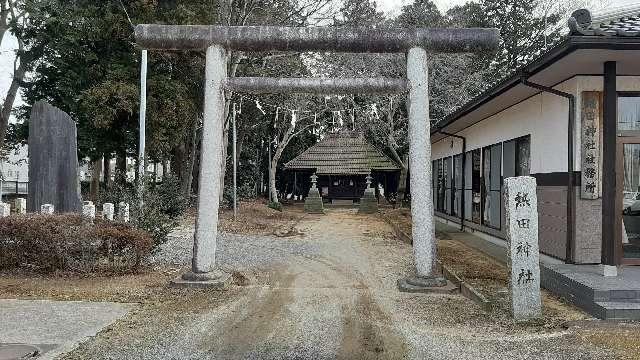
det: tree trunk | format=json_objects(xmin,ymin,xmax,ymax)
[
  {"xmin": 172, "ymin": 143, "xmax": 185, "ymax": 178},
  {"xmin": 90, "ymin": 158, "xmax": 101, "ymax": 202},
  {"xmin": 153, "ymin": 163, "xmax": 158, "ymax": 183},
  {"xmin": 217, "ymin": 52, "xmax": 243, "ymax": 201},
  {"xmin": 191, "ymin": 128, "xmax": 202, "ymax": 196},
  {"xmin": 104, "ymin": 154, "xmax": 112, "ymax": 189},
  {"xmin": 115, "ymin": 152, "xmax": 126, "ymax": 185},
  {"xmin": 396, "ymin": 154, "xmax": 409, "ymax": 208},
  {"xmin": 0, "ymin": 53, "xmax": 26, "ymax": 151},
  {"xmin": 269, "ymin": 157, "xmax": 278, "ymax": 203},
  {"xmin": 162, "ymin": 160, "xmax": 169, "ymax": 180},
  {"xmin": 183, "ymin": 120, "xmax": 199, "ymax": 200}
]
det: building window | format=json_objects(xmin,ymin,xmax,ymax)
[
  {"xmin": 503, "ymin": 136, "xmax": 531, "ymax": 178},
  {"xmin": 482, "ymin": 143, "xmax": 502, "ymax": 229},
  {"xmin": 444, "ymin": 156, "xmax": 452, "ymax": 215},
  {"xmin": 618, "ymin": 95, "xmax": 640, "ymax": 131},
  {"xmin": 432, "ymin": 160, "xmax": 437, "ymax": 205},
  {"xmin": 464, "ymin": 149, "xmax": 481, "ymax": 223},
  {"xmin": 453, "ymin": 154, "xmax": 463, "ymax": 217},
  {"xmin": 437, "ymin": 159, "xmax": 446, "ymax": 213}
]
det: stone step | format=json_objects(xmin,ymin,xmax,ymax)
[
  {"xmin": 331, "ymin": 199, "xmax": 354, "ymax": 206},
  {"xmin": 594, "ymin": 289, "xmax": 640, "ymax": 302},
  {"xmin": 594, "ymin": 301, "xmax": 640, "ymax": 320}
]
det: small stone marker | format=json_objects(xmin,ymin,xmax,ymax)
[
  {"xmin": 0, "ymin": 203, "xmax": 10, "ymax": 217},
  {"xmin": 504, "ymin": 176, "xmax": 541, "ymax": 321},
  {"xmin": 358, "ymin": 173, "xmax": 378, "ymax": 214},
  {"xmin": 83, "ymin": 201, "xmax": 96, "ymax": 219},
  {"xmin": 15, "ymin": 198, "xmax": 26, "ymax": 214},
  {"xmin": 304, "ymin": 173, "xmax": 324, "ymax": 214},
  {"xmin": 118, "ymin": 202, "xmax": 130, "ymax": 222},
  {"xmin": 41, "ymin": 204, "xmax": 55, "ymax": 214},
  {"xmin": 103, "ymin": 203, "xmax": 114, "ymax": 221}
]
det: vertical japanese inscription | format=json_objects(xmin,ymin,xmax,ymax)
[
  {"xmin": 581, "ymin": 91, "xmax": 601, "ymax": 199},
  {"xmin": 504, "ymin": 176, "xmax": 542, "ymax": 321}
]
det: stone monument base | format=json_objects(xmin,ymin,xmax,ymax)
[
  {"xmin": 170, "ymin": 270, "xmax": 232, "ymax": 289},
  {"xmin": 397, "ymin": 275, "xmax": 457, "ymax": 294},
  {"xmin": 304, "ymin": 187, "xmax": 324, "ymax": 214},
  {"xmin": 358, "ymin": 188, "xmax": 378, "ymax": 214}
]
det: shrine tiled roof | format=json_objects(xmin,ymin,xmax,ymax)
[
  {"xmin": 285, "ymin": 132, "xmax": 401, "ymax": 175},
  {"xmin": 568, "ymin": 5, "xmax": 640, "ymax": 37}
]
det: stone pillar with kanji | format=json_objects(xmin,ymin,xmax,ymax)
[{"xmin": 504, "ymin": 176, "xmax": 542, "ymax": 321}]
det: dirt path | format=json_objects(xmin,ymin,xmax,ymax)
[{"xmin": 60, "ymin": 209, "xmax": 618, "ymax": 360}]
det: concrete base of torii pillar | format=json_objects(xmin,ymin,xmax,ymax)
[{"xmin": 397, "ymin": 47, "xmax": 454, "ymax": 294}]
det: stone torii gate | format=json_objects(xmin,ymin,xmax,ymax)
[{"xmin": 135, "ymin": 25, "xmax": 499, "ymax": 289}]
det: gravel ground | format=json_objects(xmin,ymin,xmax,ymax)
[
  {"xmin": 147, "ymin": 225, "xmax": 321, "ymax": 270},
  {"xmin": 61, "ymin": 210, "xmax": 621, "ymax": 360}
]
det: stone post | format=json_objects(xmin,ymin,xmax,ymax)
[
  {"xmin": 103, "ymin": 203, "xmax": 114, "ymax": 221},
  {"xmin": 118, "ymin": 202, "xmax": 130, "ymax": 222},
  {"xmin": 173, "ymin": 44, "xmax": 231, "ymax": 288},
  {"xmin": 358, "ymin": 173, "xmax": 378, "ymax": 214},
  {"xmin": 398, "ymin": 47, "xmax": 451, "ymax": 293},
  {"xmin": 504, "ymin": 176, "xmax": 542, "ymax": 321},
  {"xmin": 14, "ymin": 198, "xmax": 26, "ymax": 215},
  {"xmin": 83, "ymin": 201, "xmax": 96, "ymax": 219},
  {"xmin": 40, "ymin": 204, "xmax": 54, "ymax": 214},
  {"xmin": 0, "ymin": 203, "xmax": 10, "ymax": 217},
  {"xmin": 304, "ymin": 173, "xmax": 324, "ymax": 214}
]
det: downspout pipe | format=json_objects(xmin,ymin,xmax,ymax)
[
  {"xmin": 435, "ymin": 130, "xmax": 466, "ymax": 231},
  {"xmin": 520, "ymin": 75, "xmax": 575, "ymax": 264}
]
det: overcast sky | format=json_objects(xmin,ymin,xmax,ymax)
[{"xmin": 2, "ymin": 0, "xmax": 640, "ymax": 123}]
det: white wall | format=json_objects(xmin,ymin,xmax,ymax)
[{"xmin": 432, "ymin": 75, "xmax": 640, "ymax": 174}]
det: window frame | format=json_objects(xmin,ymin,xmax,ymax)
[
  {"xmin": 480, "ymin": 142, "xmax": 502, "ymax": 230},
  {"xmin": 463, "ymin": 148, "xmax": 482, "ymax": 224},
  {"xmin": 503, "ymin": 135, "xmax": 531, "ymax": 178},
  {"xmin": 617, "ymin": 92, "xmax": 640, "ymax": 134}
]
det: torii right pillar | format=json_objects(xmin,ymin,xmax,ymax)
[{"xmin": 398, "ymin": 47, "xmax": 456, "ymax": 293}]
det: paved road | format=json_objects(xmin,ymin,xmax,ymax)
[{"xmin": 63, "ymin": 210, "xmax": 614, "ymax": 360}]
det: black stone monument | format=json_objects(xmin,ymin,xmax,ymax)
[{"xmin": 27, "ymin": 101, "xmax": 82, "ymax": 213}]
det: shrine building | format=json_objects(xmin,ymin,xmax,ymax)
[{"xmin": 285, "ymin": 132, "xmax": 401, "ymax": 204}]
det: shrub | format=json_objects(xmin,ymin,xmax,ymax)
[
  {"xmin": 0, "ymin": 214, "xmax": 153, "ymax": 274},
  {"xmin": 268, "ymin": 201, "xmax": 283, "ymax": 212},
  {"xmin": 152, "ymin": 175, "xmax": 188, "ymax": 218},
  {"xmin": 99, "ymin": 174, "xmax": 188, "ymax": 246}
]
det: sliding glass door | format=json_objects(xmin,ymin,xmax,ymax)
[{"xmin": 616, "ymin": 94, "xmax": 640, "ymax": 264}]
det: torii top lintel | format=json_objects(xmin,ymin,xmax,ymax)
[{"xmin": 135, "ymin": 25, "xmax": 499, "ymax": 54}]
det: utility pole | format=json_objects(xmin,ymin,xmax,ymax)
[
  {"xmin": 232, "ymin": 103, "xmax": 237, "ymax": 220},
  {"xmin": 138, "ymin": 50, "xmax": 148, "ymax": 209}
]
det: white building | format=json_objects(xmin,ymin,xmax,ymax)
[{"xmin": 430, "ymin": 7, "xmax": 640, "ymax": 319}]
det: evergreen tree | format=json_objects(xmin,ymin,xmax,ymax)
[{"xmin": 480, "ymin": 0, "xmax": 562, "ymax": 80}]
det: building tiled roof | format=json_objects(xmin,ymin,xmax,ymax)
[
  {"xmin": 569, "ymin": 5, "xmax": 640, "ymax": 36},
  {"xmin": 434, "ymin": 4, "xmax": 640, "ymax": 133},
  {"xmin": 285, "ymin": 132, "xmax": 401, "ymax": 175}
]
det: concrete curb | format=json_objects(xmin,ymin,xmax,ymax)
[
  {"xmin": 436, "ymin": 260, "xmax": 493, "ymax": 312},
  {"xmin": 379, "ymin": 212, "xmax": 412, "ymax": 245},
  {"xmin": 381, "ymin": 212, "xmax": 493, "ymax": 311}
]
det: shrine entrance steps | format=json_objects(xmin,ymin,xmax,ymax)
[{"xmin": 542, "ymin": 265, "xmax": 640, "ymax": 320}]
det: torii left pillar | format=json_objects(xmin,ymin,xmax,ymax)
[{"xmin": 171, "ymin": 44, "xmax": 232, "ymax": 288}]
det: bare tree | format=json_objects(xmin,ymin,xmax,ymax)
[
  {"xmin": 268, "ymin": 108, "xmax": 317, "ymax": 204},
  {"xmin": 215, "ymin": 0, "xmax": 337, "ymax": 199},
  {"xmin": 0, "ymin": 0, "xmax": 26, "ymax": 151}
]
